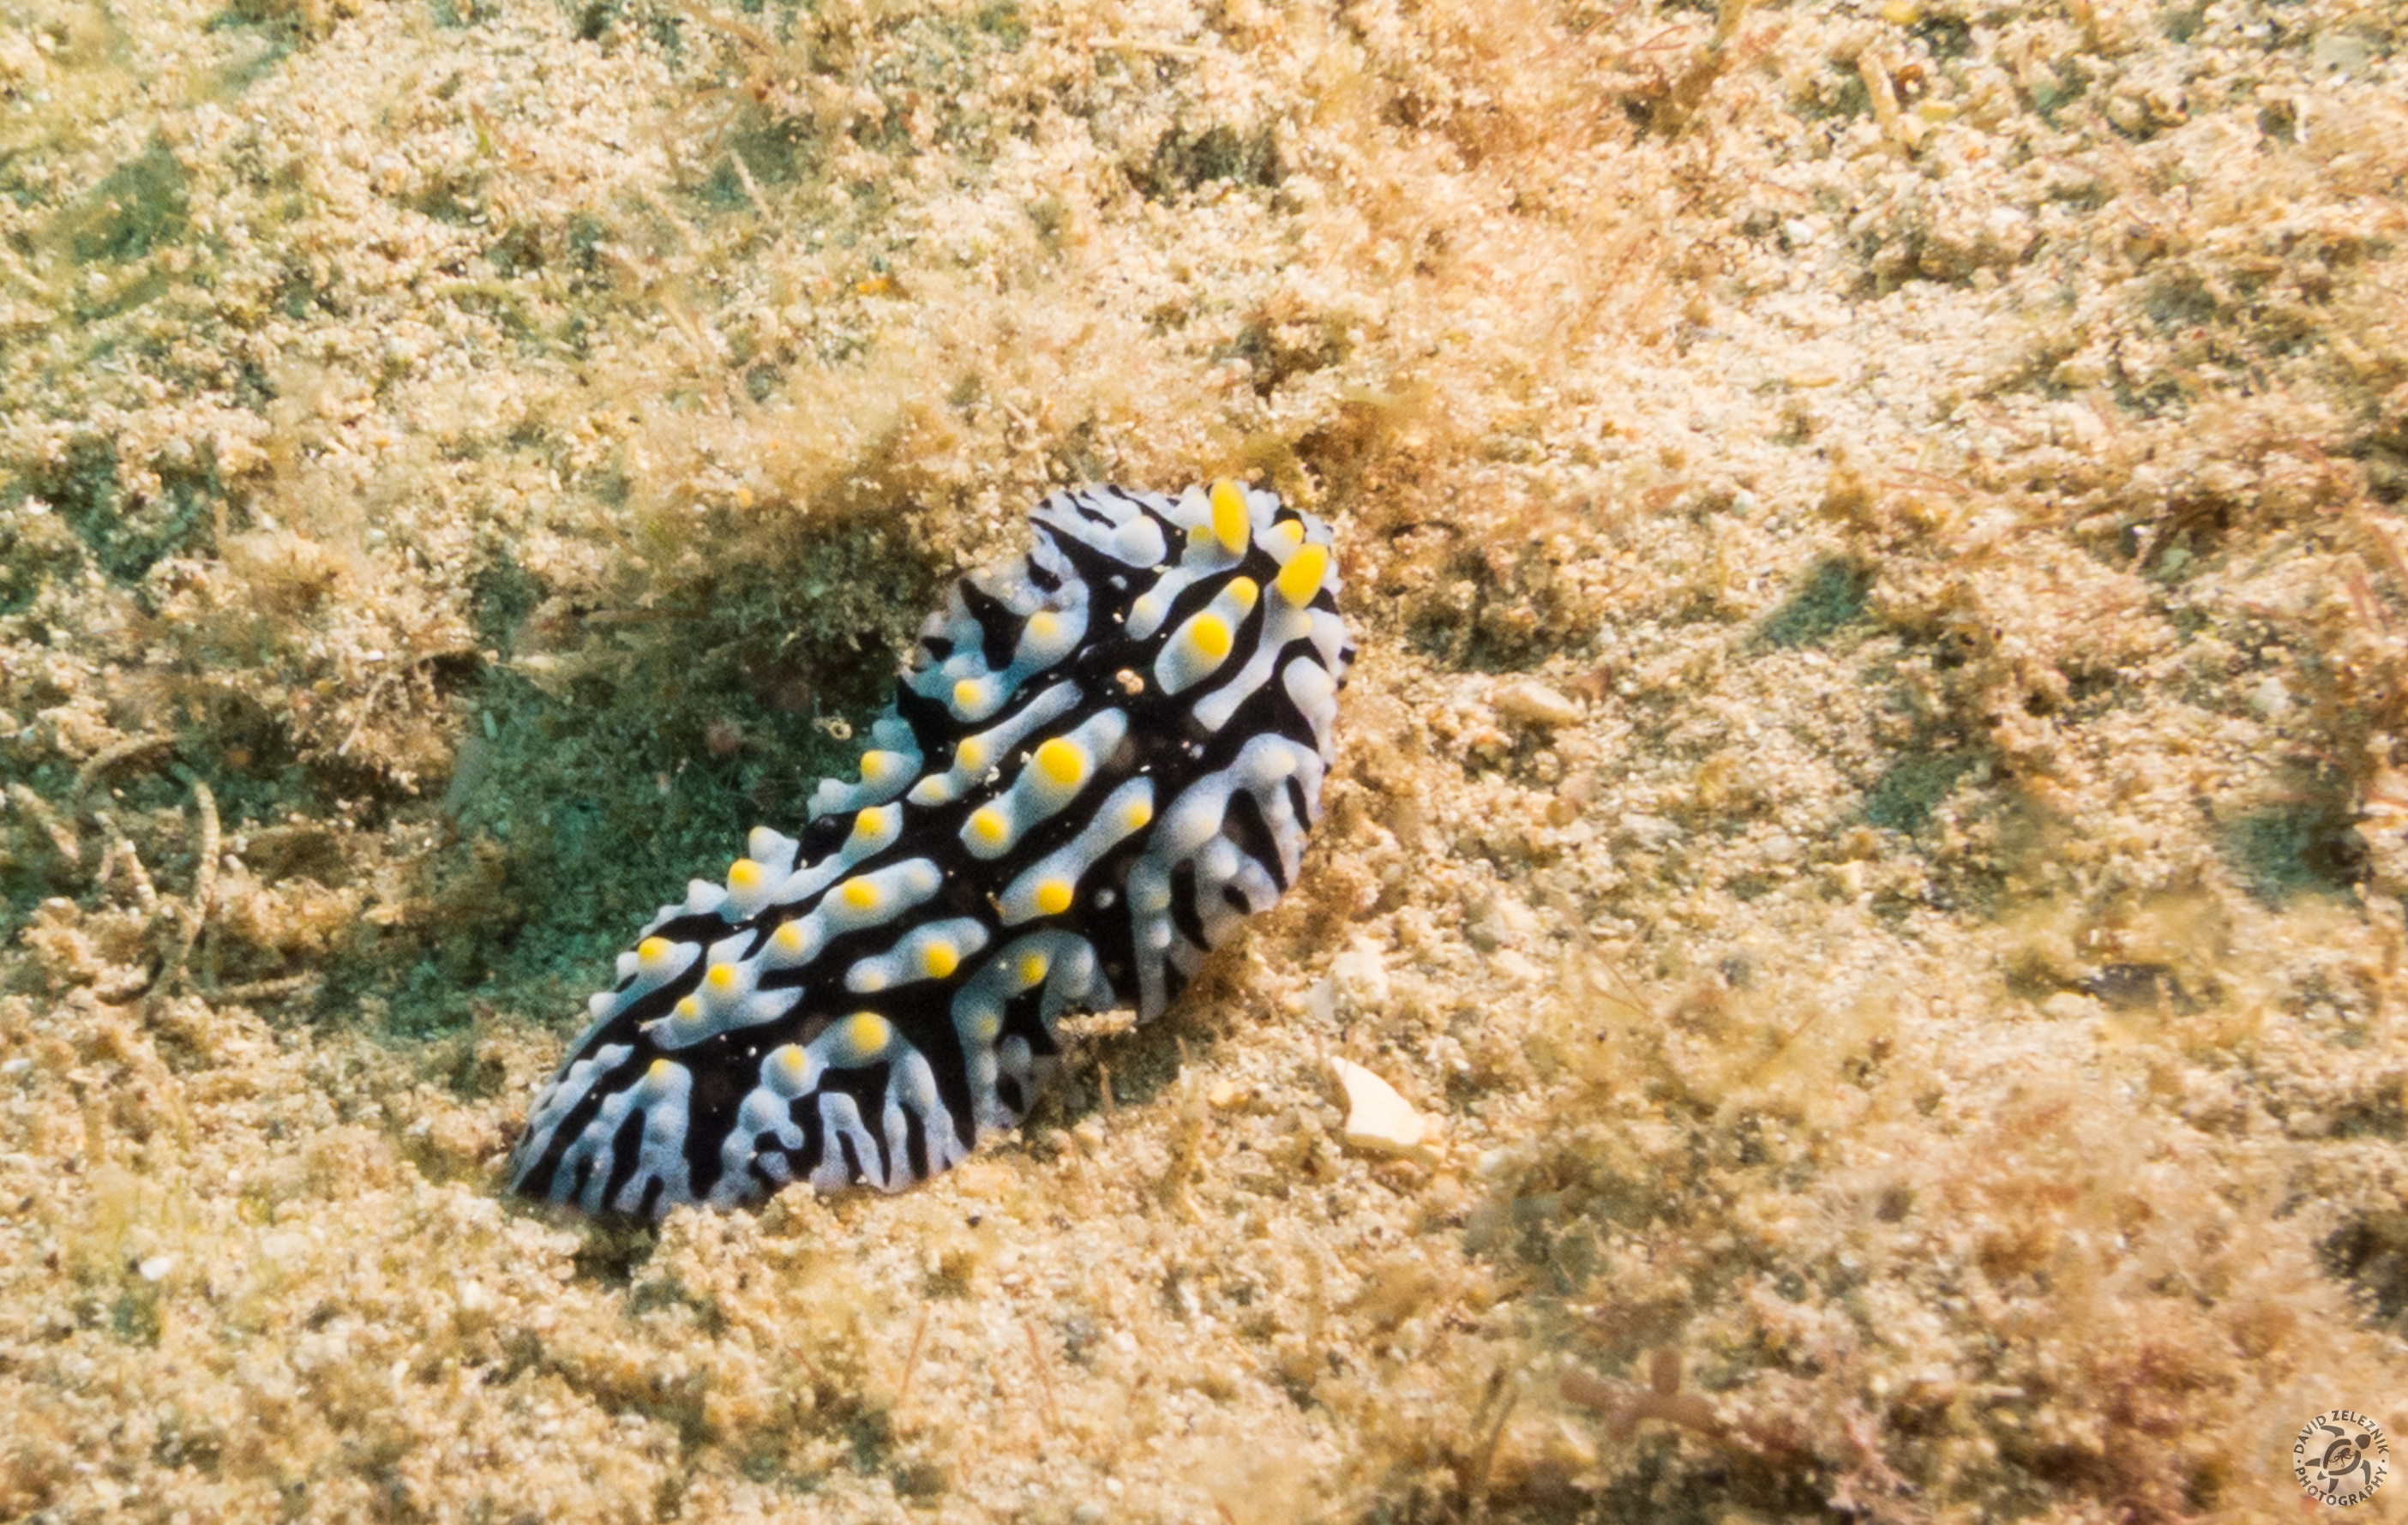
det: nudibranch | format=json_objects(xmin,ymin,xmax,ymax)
[{"xmin": 507, "ymin": 482, "xmax": 1353, "ymax": 1217}]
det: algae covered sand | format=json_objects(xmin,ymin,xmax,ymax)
[{"xmin": 5, "ymin": 0, "xmax": 2408, "ymax": 1517}]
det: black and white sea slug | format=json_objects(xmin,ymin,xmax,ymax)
[{"xmin": 507, "ymin": 482, "xmax": 1353, "ymax": 1218}]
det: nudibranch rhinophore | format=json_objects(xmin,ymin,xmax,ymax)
[{"xmin": 506, "ymin": 482, "xmax": 1354, "ymax": 1217}]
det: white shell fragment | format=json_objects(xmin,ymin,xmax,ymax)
[
  {"xmin": 1330, "ymin": 1056, "xmax": 1429, "ymax": 1156},
  {"xmin": 1490, "ymin": 678, "xmax": 1583, "ymax": 729}
]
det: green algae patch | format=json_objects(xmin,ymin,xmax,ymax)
[
  {"xmin": 342, "ymin": 513, "xmax": 947, "ymax": 1036},
  {"xmin": 1861, "ymin": 747, "xmax": 1980, "ymax": 838},
  {"xmin": 55, "ymin": 138, "xmax": 193, "ymax": 264},
  {"xmin": 1758, "ymin": 556, "xmax": 1873, "ymax": 650}
]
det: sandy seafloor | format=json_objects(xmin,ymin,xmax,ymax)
[{"xmin": 4, "ymin": 0, "xmax": 2408, "ymax": 1517}]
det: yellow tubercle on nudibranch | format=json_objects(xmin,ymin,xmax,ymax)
[
  {"xmin": 769, "ymin": 1044, "xmax": 813, "ymax": 1095},
  {"xmin": 768, "ymin": 920, "xmax": 811, "ymax": 963},
  {"xmin": 1190, "ymin": 613, "xmax": 1233, "ymax": 660},
  {"xmin": 908, "ymin": 772, "xmax": 960, "ymax": 805},
  {"xmin": 951, "ymin": 675, "xmax": 1005, "ymax": 719},
  {"xmin": 1276, "ymin": 543, "xmax": 1330, "ymax": 605},
  {"xmin": 1210, "ymin": 478, "xmax": 1250, "ymax": 555},
  {"xmin": 1034, "ymin": 736, "xmax": 1088, "ymax": 788},
  {"xmin": 724, "ymin": 856, "xmax": 775, "ymax": 916},
  {"xmin": 848, "ymin": 805, "xmax": 899, "ymax": 855},
  {"xmin": 507, "ymin": 482, "xmax": 1354, "ymax": 1220},
  {"xmin": 1151, "ymin": 604, "xmax": 1240, "ymax": 698},
  {"xmin": 838, "ymin": 1011, "xmax": 892, "ymax": 1060}
]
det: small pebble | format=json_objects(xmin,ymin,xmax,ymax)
[
  {"xmin": 1491, "ymin": 678, "xmax": 1583, "ymax": 728},
  {"xmin": 1330, "ymin": 1057, "xmax": 1428, "ymax": 1156}
]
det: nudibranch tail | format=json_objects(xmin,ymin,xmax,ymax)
[{"xmin": 506, "ymin": 482, "xmax": 1352, "ymax": 1218}]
